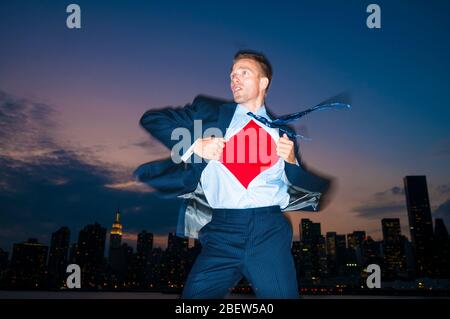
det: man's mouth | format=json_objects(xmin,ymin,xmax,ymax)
[{"xmin": 232, "ymin": 86, "xmax": 242, "ymax": 93}]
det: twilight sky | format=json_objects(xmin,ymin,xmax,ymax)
[{"xmin": 1, "ymin": 0, "xmax": 449, "ymax": 251}]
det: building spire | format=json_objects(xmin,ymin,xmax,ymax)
[
  {"xmin": 114, "ymin": 207, "xmax": 121, "ymax": 223},
  {"xmin": 110, "ymin": 208, "xmax": 122, "ymax": 236}
]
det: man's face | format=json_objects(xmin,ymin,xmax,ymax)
[{"xmin": 230, "ymin": 58, "xmax": 267, "ymax": 104}]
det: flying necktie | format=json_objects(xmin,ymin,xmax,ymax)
[{"xmin": 247, "ymin": 101, "xmax": 351, "ymax": 139}]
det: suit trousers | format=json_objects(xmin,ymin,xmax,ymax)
[{"xmin": 181, "ymin": 205, "xmax": 299, "ymax": 299}]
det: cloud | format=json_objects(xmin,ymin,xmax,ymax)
[
  {"xmin": 352, "ymin": 203, "xmax": 406, "ymax": 220},
  {"xmin": 352, "ymin": 185, "xmax": 407, "ymax": 220},
  {"xmin": 130, "ymin": 139, "xmax": 160, "ymax": 150},
  {"xmin": 374, "ymin": 186, "xmax": 405, "ymax": 198},
  {"xmin": 353, "ymin": 184, "xmax": 450, "ymax": 234},
  {"xmin": 0, "ymin": 90, "xmax": 58, "ymax": 162},
  {"xmin": 0, "ymin": 90, "xmax": 182, "ymax": 252},
  {"xmin": 104, "ymin": 180, "xmax": 153, "ymax": 193},
  {"xmin": 433, "ymin": 198, "xmax": 450, "ymax": 230},
  {"xmin": 436, "ymin": 184, "xmax": 450, "ymax": 196}
]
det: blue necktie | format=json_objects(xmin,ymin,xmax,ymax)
[{"xmin": 247, "ymin": 102, "xmax": 350, "ymax": 140}]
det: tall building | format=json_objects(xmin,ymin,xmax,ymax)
[
  {"xmin": 326, "ymin": 232, "xmax": 349, "ymax": 276},
  {"xmin": 0, "ymin": 248, "xmax": 8, "ymax": 272},
  {"xmin": 137, "ymin": 230, "xmax": 153, "ymax": 259},
  {"xmin": 326, "ymin": 232, "xmax": 337, "ymax": 256},
  {"xmin": 48, "ymin": 227, "xmax": 70, "ymax": 288},
  {"xmin": 347, "ymin": 231, "xmax": 366, "ymax": 250},
  {"xmin": 75, "ymin": 223, "xmax": 106, "ymax": 288},
  {"xmin": 433, "ymin": 218, "xmax": 450, "ymax": 277},
  {"xmin": 335, "ymin": 234, "xmax": 347, "ymax": 275},
  {"xmin": 10, "ymin": 238, "xmax": 48, "ymax": 288},
  {"xmin": 68, "ymin": 243, "xmax": 78, "ymax": 264},
  {"xmin": 148, "ymin": 248, "xmax": 164, "ymax": 290},
  {"xmin": 325, "ymin": 232, "xmax": 337, "ymax": 276},
  {"xmin": 164, "ymin": 233, "xmax": 189, "ymax": 290},
  {"xmin": 167, "ymin": 232, "xmax": 189, "ymax": 252},
  {"xmin": 300, "ymin": 219, "xmax": 321, "ymax": 241},
  {"xmin": 132, "ymin": 230, "xmax": 154, "ymax": 287},
  {"xmin": 299, "ymin": 219, "xmax": 327, "ymax": 281},
  {"xmin": 346, "ymin": 231, "xmax": 366, "ymax": 274},
  {"xmin": 291, "ymin": 241, "xmax": 302, "ymax": 286},
  {"xmin": 0, "ymin": 249, "xmax": 8, "ymax": 287},
  {"xmin": 121, "ymin": 242, "xmax": 134, "ymax": 287},
  {"xmin": 401, "ymin": 235, "xmax": 415, "ymax": 275},
  {"xmin": 434, "ymin": 219, "xmax": 449, "ymax": 238},
  {"xmin": 403, "ymin": 176, "xmax": 434, "ymax": 277},
  {"xmin": 110, "ymin": 209, "xmax": 123, "ymax": 247},
  {"xmin": 359, "ymin": 236, "xmax": 383, "ymax": 269},
  {"xmin": 381, "ymin": 219, "xmax": 406, "ymax": 279},
  {"xmin": 109, "ymin": 209, "xmax": 125, "ymax": 273}
]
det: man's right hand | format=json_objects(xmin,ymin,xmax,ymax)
[{"xmin": 193, "ymin": 137, "xmax": 225, "ymax": 161}]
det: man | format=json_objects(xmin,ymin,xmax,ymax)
[{"xmin": 134, "ymin": 50, "xmax": 333, "ymax": 299}]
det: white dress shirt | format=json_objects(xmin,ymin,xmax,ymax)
[{"xmin": 182, "ymin": 104, "xmax": 291, "ymax": 209}]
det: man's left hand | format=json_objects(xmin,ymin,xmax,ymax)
[{"xmin": 277, "ymin": 133, "xmax": 296, "ymax": 164}]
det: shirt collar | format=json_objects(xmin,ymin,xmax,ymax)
[{"xmin": 236, "ymin": 103, "xmax": 268, "ymax": 118}]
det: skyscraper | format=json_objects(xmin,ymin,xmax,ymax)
[
  {"xmin": 299, "ymin": 219, "xmax": 327, "ymax": 281},
  {"xmin": 0, "ymin": 248, "xmax": 8, "ymax": 273},
  {"xmin": 75, "ymin": 223, "xmax": 106, "ymax": 288},
  {"xmin": 359, "ymin": 236, "xmax": 383, "ymax": 273},
  {"xmin": 433, "ymin": 218, "xmax": 450, "ymax": 277},
  {"xmin": 109, "ymin": 209, "xmax": 124, "ymax": 273},
  {"xmin": 300, "ymin": 219, "xmax": 321, "ymax": 242},
  {"xmin": 164, "ymin": 233, "xmax": 189, "ymax": 290},
  {"xmin": 110, "ymin": 209, "xmax": 123, "ymax": 246},
  {"xmin": 335, "ymin": 234, "xmax": 347, "ymax": 275},
  {"xmin": 347, "ymin": 231, "xmax": 366, "ymax": 251},
  {"xmin": 10, "ymin": 238, "xmax": 48, "ymax": 288},
  {"xmin": 346, "ymin": 231, "xmax": 366, "ymax": 272},
  {"xmin": 48, "ymin": 226, "xmax": 70, "ymax": 288},
  {"xmin": 326, "ymin": 232, "xmax": 337, "ymax": 276},
  {"xmin": 381, "ymin": 218, "xmax": 406, "ymax": 279},
  {"xmin": 137, "ymin": 230, "xmax": 153, "ymax": 259},
  {"xmin": 291, "ymin": 240, "xmax": 302, "ymax": 286},
  {"xmin": 403, "ymin": 176, "xmax": 434, "ymax": 277}
]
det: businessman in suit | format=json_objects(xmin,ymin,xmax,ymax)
[{"xmin": 134, "ymin": 50, "xmax": 333, "ymax": 299}]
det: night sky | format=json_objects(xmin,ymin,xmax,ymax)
[{"xmin": 1, "ymin": 0, "xmax": 449, "ymax": 251}]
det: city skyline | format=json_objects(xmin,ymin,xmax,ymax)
[
  {"xmin": 1, "ymin": 175, "xmax": 448, "ymax": 253},
  {"xmin": 0, "ymin": 204, "xmax": 419, "ymax": 256},
  {"xmin": 0, "ymin": 175, "xmax": 446, "ymax": 259},
  {"xmin": 1, "ymin": 174, "xmax": 449, "ymax": 292},
  {"xmin": 1, "ymin": 1, "xmax": 450, "ymax": 260}
]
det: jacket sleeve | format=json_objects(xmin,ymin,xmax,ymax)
[
  {"xmin": 133, "ymin": 159, "xmax": 206, "ymax": 199},
  {"xmin": 134, "ymin": 95, "xmax": 219, "ymax": 197},
  {"xmin": 138, "ymin": 95, "xmax": 220, "ymax": 150},
  {"xmin": 284, "ymin": 135, "xmax": 334, "ymax": 211}
]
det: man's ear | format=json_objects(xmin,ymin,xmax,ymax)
[{"xmin": 260, "ymin": 77, "xmax": 269, "ymax": 91}]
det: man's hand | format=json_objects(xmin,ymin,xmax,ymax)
[
  {"xmin": 193, "ymin": 137, "xmax": 225, "ymax": 161},
  {"xmin": 277, "ymin": 133, "xmax": 296, "ymax": 164}
]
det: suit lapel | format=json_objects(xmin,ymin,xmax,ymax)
[{"xmin": 217, "ymin": 102, "xmax": 237, "ymax": 137}]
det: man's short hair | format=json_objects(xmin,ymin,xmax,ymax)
[{"xmin": 233, "ymin": 50, "xmax": 273, "ymax": 91}]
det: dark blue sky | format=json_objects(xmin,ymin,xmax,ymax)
[{"xmin": 0, "ymin": 0, "xmax": 449, "ymax": 250}]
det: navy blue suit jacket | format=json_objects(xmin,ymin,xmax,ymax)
[{"xmin": 134, "ymin": 95, "xmax": 332, "ymax": 238}]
